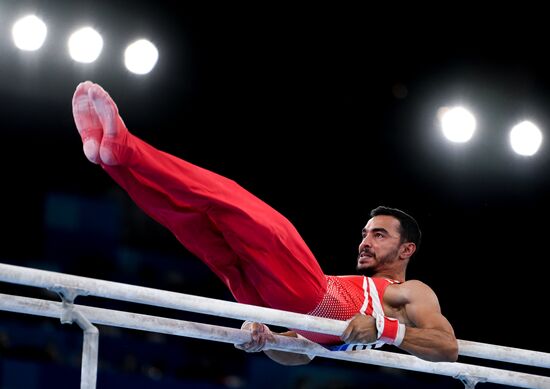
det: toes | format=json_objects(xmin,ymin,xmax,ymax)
[
  {"xmin": 72, "ymin": 81, "xmax": 102, "ymax": 134},
  {"xmin": 72, "ymin": 81, "xmax": 102, "ymax": 164},
  {"xmin": 88, "ymin": 83, "xmax": 129, "ymax": 166},
  {"xmin": 88, "ymin": 84, "xmax": 119, "ymax": 138}
]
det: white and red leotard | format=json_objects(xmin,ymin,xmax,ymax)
[{"xmin": 296, "ymin": 276, "xmax": 399, "ymax": 346}]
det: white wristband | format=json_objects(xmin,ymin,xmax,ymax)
[
  {"xmin": 375, "ymin": 314, "xmax": 406, "ymax": 346},
  {"xmin": 394, "ymin": 322, "xmax": 406, "ymax": 347}
]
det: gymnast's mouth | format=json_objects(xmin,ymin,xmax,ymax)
[{"xmin": 358, "ymin": 251, "xmax": 374, "ymax": 261}]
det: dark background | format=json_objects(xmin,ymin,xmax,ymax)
[{"xmin": 0, "ymin": 1, "xmax": 549, "ymax": 388}]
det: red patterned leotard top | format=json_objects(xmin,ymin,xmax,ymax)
[{"xmin": 294, "ymin": 275, "xmax": 400, "ymax": 346}]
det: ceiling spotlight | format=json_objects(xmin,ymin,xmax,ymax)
[
  {"xmin": 124, "ymin": 39, "xmax": 159, "ymax": 75},
  {"xmin": 68, "ymin": 27, "xmax": 103, "ymax": 63},
  {"xmin": 509, "ymin": 121, "xmax": 542, "ymax": 156},
  {"xmin": 12, "ymin": 14, "xmax": 47, "ymax": 51},
  {"xmin": 439, "ymin": 106, "xmax": 477, "ymax": 143}
]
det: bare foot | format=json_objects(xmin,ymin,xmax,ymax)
[
  {"xmin": 72, "ymin": 81, "xmax": 130, "ymax": 166},
  {"xmin": 72, "ymin": 81, "xmax": 102, "ymax": 164}
]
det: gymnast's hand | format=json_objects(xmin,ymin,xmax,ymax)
[
  {"xmin": 340, "ymin": 314, "xmax": 378, "ymax": 344},
  {"xmin": 235, "ymin": 321, "xmax": 275, "ymax": 353}
]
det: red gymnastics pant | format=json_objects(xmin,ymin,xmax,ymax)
[{"xmin": 102, "ymin": 134, "xmax": 327, "ymax": 314}]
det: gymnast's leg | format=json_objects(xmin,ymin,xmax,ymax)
[{"xmin": 72, "ymin": 81, "xmax": 326, "ymax": 313}]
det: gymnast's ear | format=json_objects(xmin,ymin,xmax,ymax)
[{"xmin": 399, "ymin": 242, "xmax": 416, "ymax": 260}]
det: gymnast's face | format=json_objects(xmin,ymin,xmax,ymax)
[{"xmin": 356, "ymin": 215, "xmax": 402, "ymax": 275}]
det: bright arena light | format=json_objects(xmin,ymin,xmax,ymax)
[
  {"xmin": 124, "ymin": 39, "xmax": 159, "ymax": 75},
  {"xmin": 509, "ymin": 121, "xmax": 542, "ymax": 156},
  {"xmin": 439, "ymin": 106, "xmax": 477, "ymax": 143},
  {"xmin": 68, "ymin": 27, "xmax": 103, "ymax": 63},
  {"xmin": 12, "ymin": 15, "xmax": 47, "ymax": 51}
]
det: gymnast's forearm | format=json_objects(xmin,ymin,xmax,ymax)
[
  {"xmin": 264, "ymin": 349, "xmax": 313, "ymax": 366},
  {"xmin": 264, "ymin": 331, "xmax": 313, "ymax": 366},
  {"xmin": 399, "ymin": 327, "xmax": 458, "ymax": 362}
]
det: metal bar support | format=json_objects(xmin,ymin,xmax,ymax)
[
  {"xmin": 455, "ymin": 373, "xmax": 487, "ymax": 388},
  {"xmin": 54, "ymin": 287, "xmax": 98, "ymax": 389}
]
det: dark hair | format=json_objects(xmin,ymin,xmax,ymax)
[{"xmin": 370, "ymin": 206, "xmax": 421, "ymax": 249}]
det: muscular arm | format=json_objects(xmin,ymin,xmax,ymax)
[
  {"xmin": 397, "ymin": 281, "xmax": 458, "ymax": 362},
  {"xmin": 342, "ymin": 281, "xmax": 458, "ymax": 362}
]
